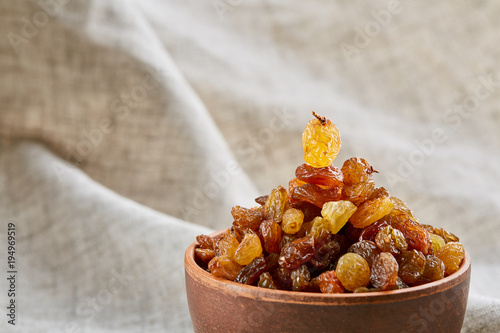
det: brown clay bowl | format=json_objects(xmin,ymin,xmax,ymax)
[{"xmin": 185, "ymin": 230, "xmax": 471, "ymax": 333}]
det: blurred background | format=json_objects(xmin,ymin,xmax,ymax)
[{"xmin": 0, "ymin": 0, "xmax": 499, "ymax": 332}]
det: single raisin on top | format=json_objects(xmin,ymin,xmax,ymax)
[{"xmin": 302, "ymin": 111, "xmax": 341, "ymax": 168}]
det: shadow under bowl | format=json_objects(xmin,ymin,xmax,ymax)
[{"xmin": 185, "ymin": 230, "xmax": 471, "ymax": 333}]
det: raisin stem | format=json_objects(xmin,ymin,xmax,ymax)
[{"xmin": 312, "ymin": 111, "xmax": 327, "ymax": 125}]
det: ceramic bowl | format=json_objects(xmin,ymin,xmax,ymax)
[{"xmin": 185, "ymin": 230, "xmax": 471, "ymax": 333}]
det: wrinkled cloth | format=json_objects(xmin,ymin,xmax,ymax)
[{"xmin": 1, "ymin": 0, "xmax": 499, "ymax": 332}]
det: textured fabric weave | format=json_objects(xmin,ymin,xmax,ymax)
[{"xmin": 1, "ymin": 0, "xmax": 499, "ymax": 332}]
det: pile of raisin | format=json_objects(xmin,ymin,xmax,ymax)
[{"xmin": 194, "ymin": 112, "xmax": 465, "ymax": 293}]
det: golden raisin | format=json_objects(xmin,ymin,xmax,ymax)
[
  {"xmin": 341, "ymin": 157, "xmax": 375, "ymax": 185},
  {"xmin": 436, "ymin": 242, "xmax": 465, "ymax": 276},
  {"xmin": 208, "ymin": 256, "xmax": 243, "ymax": 280},
  {"xmin": 264, "ymin": 185, "xmax": 289, "ymax": 222},
  {"xmin": 349, "ymin": 196, "xmax": 394, "ymax": 228},
  {"xmin": 281, "ymin": 208, "xmax": 305, "ymax": 234},
  {"xmin": 307, "ymin": 216, "xmax": 330, "ymax": 238},
  {"xmin": 336, "ymin": 253, "xmax": 371, "ymax": 291},
  {"xmin": 302, "ymin": 112, "xmax": 342, "ymax": 168},
  {"xmin": 216, "ymin": 230, "xmax": 240, "ymax": 258},
  {"xmin": 430, "ymin": 234, "xmax": 446, "ymax": 255},
  {"xmin": 321, "ymin": 200, "xmax": 358, "ymax": 234},
  {"xmin": 233, "ymin": 232, "xmax": 263, "ymax": 265},
  {"xmin": 389, "ymin": 196, "xmax": 419, "ymax": 223},
  {"xmin": 231, "ymin": 205, "xmax": 264, "ymax": 230},
  {"xmin": 374, "ymin": 225, "xmax": 408, "ymax": 255},
  {"xmin": 422, "ymin": 224, "xmax": 460, "ymax": 243},
  {"xmin": 342, "ymin": 180, "xmax": 375, "ymax": 206}
]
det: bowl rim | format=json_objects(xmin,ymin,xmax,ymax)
[{"xmin": 185, "ymin": 229, "xmax": 471, "ymax": 305}]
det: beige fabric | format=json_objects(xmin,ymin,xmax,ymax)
[{"xmin": 1, "ymin": 0, "xmax": 499, "ymax": 332}]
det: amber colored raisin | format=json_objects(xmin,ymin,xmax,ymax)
[
  {"xmin": 436, "ymin": 242, "xmax": 465, "ymax": 276},
  {"xmin": 302, "ymin": 112, "xmax": 342, "ymax": 168},
  {"xmin": 291, "ymin": 265, "xmax": 311, "ymax": 291},
  {"xmin": 389, "ymin": 197, "xmax": 419, "ymax": 223},
  {"xmin": 264, "ymin": 186, "xmax": 289, "ymax": 222},
  {"xmin": 259, "ymin": 221, "xmax": 281, "ymax": 253},
  {"xmin": 255, "ymin": 195, "xmax": 269, "ymax": 206},
  {"xmin": 316, "ymin": 270, "xmax": 344, "ymax": 294},
  {"xmin": 349, "ymin": 196, "xmax": 394, "ymax": 228},
  {"xmin": 291, "ymin": 183, "xmax": 342, "ymax": 208},
  {"xmin": 232, "ymin": 205, "xmax": 264, "ymax": 230},
  {"xmin": 348, "ymin": 240, "xmax": 381, "ymax": 267},
  {"xmin": 259, "ymin": 219, "xmax": 282, "ymax": 254},
  {"xmin": 307, "ymin": 216, "xmax": 330, "ymax": 238},
  {"xmin": 282, "ymin": 208, "xmax": 305, "ymax": 234},
  {"xmin": 422, "ymin": 224, "xmax": 460, "ymax": 243},
  {"xmin": 195, "ymin": 248, "xmax": 216, "ymax": 264},
  {"xmin": 419, "ymin": 255, "xmax": 445, "ymax": 283},
  {"xmin": 430, "ymin": 234, "xmax": 446, "ymax": 255},
  {"xmin": 235, "ymin": 256, "xmax": 267, "ymax": 285},
  {"xmin": 397, "ymin": 249, "xmax": 426, "ymax": 285},
  {"xmin": 370, "ymin": 252, "xmax": 399, "ymax": 290},
  {"xmin": 393, "ymin": 219, "xmax": 431, "ymax": 255},
  {"xmin": 279, "ymin": 237, "xmax": 315, "ymax": 270},
  {"xmin": 342, "ymin": 180, "xmax": 375, "ymax": 206},
  {"xmin": 369, "ymin": 187, "xmax": 390, "ymax": 200},
  {"xmin": 233, "ymin": 232, "xmax": 263, "ymax": 265},
  {"xmin": 321, "ymin": 200, "xmax": 357, "ymax": 234},
  {"xmin": 435, "ymin": 228, "xmax": 460, "ymax": 243},
  {"xmin": 258, "ymin": 272, "xmax": 277, "ymax": 289},
  {"xmin": 288, "ymin": 178, "xmax": 306, "ymax": 204},
  {"xmin": 341, "ymin": 157, "xmax": 375, "ymax": 185},
  {"xmin": 313, "ymin": 228, "xmax": 332, "ymax": 249},
  {"xmin": 295, "ymin": 163, "xmax": 344, "ymax": 188},
  {"xmin": 374, "ymin": 226, "xmax": 408, "ymax": 255},
  {"xmin": 216, "ymin": 230, "xmax": 240, "ymax": 258},
  {"xmin": 208, "ymin": 256, "xmax": 242, "ymax": 280},
  {"xmin": 359, "ymin": 220, "xmax": 389, "ymax": 242},
  {"xmin": 231, "ymin": 225, "xmax": 252, "ymax": 243},
  {"xmin": 196, "ymin": 234, "xmax": 215, "ymax": 250},
  {"xmin": 336, "ymin": 253, "xmax": 371, "ymax": 291}
]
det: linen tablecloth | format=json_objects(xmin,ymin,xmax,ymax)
[{"xmin": 1, "ymin": 0, "xmax": 499, "ymax": 332}]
